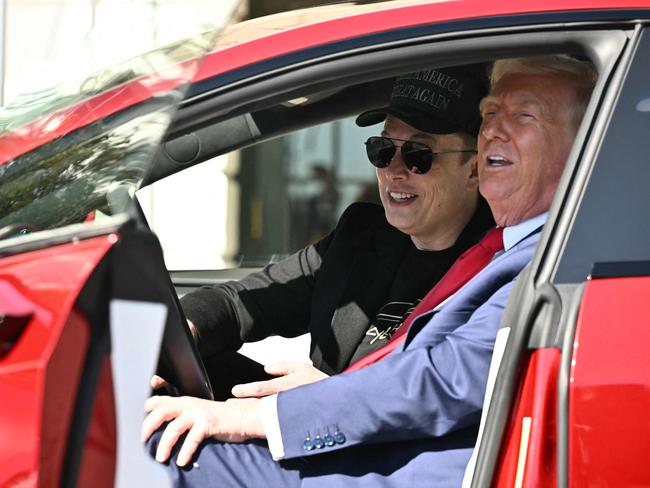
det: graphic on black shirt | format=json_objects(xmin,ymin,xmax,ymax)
[
  {"xmin": 346, "ymin": 200, "xmax": 494, "ymax": 368},
  {"xmin": 364, "ymin": 300, "xmax": 418, "ymax": 344},
  {"xmin": 348, "ymin": 298, "xmax": 422, "ymax": 365}
]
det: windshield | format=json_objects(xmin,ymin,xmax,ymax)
[{"xmin": 0, "ymin": 28, "xmax": 219, "ymax": 242}]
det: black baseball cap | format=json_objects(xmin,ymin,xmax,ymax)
[{"xmin": 356, "ymin": 65, "xmax": 487, "ymax": 136}]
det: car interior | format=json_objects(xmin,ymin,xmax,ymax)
[{"xmin": 126, "ymin": 24, "xmax": 638, "ymax": 483}]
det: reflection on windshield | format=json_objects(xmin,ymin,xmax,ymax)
[
  {"xmin": 0, "ymin": 106, "xmax": 173, "ymax": 232},
  {"xmin": 0, "ymin": 33, "xmax": 213, "ymax": 138},
  {"xmin": 0, "ymin": 32, "xmax": 216, "ymax": 243}
]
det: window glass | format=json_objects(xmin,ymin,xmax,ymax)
[
  {"xmin": 554, "ymin": 30, "xmax": 650, "ymax": 283},
  {"xmin": 144, "ymin": 117, "xmax": 381, "ymax": 270},
  {"xmin": 0, "ymin": 34, "xmax": 212, "ymax": 243}
]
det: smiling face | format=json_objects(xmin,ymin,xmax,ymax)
[
  {"xmin": 478, "ymin": 72, "xmax": 580, "ymax": 226},
  {"xmin": 376, "ymin": 116, "xmax": 479, "ymax": 250}
]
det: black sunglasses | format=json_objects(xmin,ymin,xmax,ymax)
[{"xmin": 364, "ymin": 136, "xmax": 477, "ymax": 174}]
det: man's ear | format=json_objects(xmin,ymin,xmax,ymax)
[{"xmin": 467, "ymin": 157, "xmax": 479, "ymax": 191}]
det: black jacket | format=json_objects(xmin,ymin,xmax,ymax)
[{"xmin": 181, "ymin": 201, "xmax": 493, "ymax": 375}]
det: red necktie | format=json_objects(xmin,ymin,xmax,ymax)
[{"xmin": 344, "ymin": 226, "xmax": 504, "ymax": 372}]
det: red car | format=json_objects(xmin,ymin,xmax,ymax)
[{"xmin": 1, "ymin": 0, "xmax": 650, "ymax": 486}]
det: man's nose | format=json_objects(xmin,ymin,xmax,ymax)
[
  {"xmin": 480, "ymin": 114, "xmax": 509, "ymax": 141},
  {"xmin": 384, "ymin": 150, "xmax": 409, "ymax": 178}
]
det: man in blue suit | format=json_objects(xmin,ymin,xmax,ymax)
[{"xmin": 142, "ymin": 55, "xmax": 597, "ymax": 487}]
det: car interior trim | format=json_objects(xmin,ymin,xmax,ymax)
[
  {"xmin": 590, "ymin": 260, "xmax": 650, "ymax": 278},
  {"xmin": 186, "ymin": 9, "xmax": 650, "ymax": 104},
  {"xmin": 109, "ymin": 299, "xmax": 170, "ymax": 487},
  {"xmin": 0, "ymin": 215, "xmax": 129, "ymax": 259},
  {"xmin": 154, "ymin": 29, "xmax": 623, "ymax": 185},
  {"xmin": 469, "ymin": 265, "xmax": 537, "ymax": 487},
  {"xmin": 170, "ymin": 25, "xmax": 636, "ymax": 140},
  {"xmin": 555, "ymin": 283, "xmax": 588, "ymax": 488}
]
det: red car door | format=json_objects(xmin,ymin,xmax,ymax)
[
  {"xmin": 0, "ymin": 35, "xmax": 214, "ymax": 486},
  {"xmin": 469, "ymin": 23, "xmax": 650, "ymax": 488}
]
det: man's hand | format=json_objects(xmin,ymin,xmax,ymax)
[
  {"xmin": 232, "ymin": 361, "xmax": 329, "ymax": 398},
  {"xmin": 141, "ymin": 396, "xmax": 265, "ymax": 467},
  {"xmin": 150, "ymin": 375, "xmax": 169, "ymax": 390}
]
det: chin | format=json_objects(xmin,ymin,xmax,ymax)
[
  {"xmin": 478, "ymin": 186, "xmax": 500, "ymax": 203},
  {"xmin": 385, "ymin": 214, "xmax": 410, "ymax": 233}
]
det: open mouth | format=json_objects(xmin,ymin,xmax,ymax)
[
  {"xmin": 486, "ymin": 154, "xmax": 513, "ymax": 167},
  {"xmin": 389, "ymin": 191, "xmax": 417, "ymax": 203}
]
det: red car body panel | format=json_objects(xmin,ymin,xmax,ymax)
[
  {"xmin": 195, "ymin": 0, "xmax": 650, "ymax": 83},
  {"xmin": 0, "ymin": 235, "xmax": 117, "ymax": 486},
  {"xmin": 493, "ymin": 348, "xmax": 560, "ymax": 488},
  {"xmin": 76, "ymin": 356, "xmax": 117, "ymax": 487},
  {"xmin": 0, "ymin": 61, "xmax": 197, "ymax": 166},
  {"xmin": 569, "ymin": 276, "xmax": 650, "ymax": 486}
]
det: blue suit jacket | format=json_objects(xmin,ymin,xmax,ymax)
[{"xmin": 275, "ymin": 230, "xmax": 541, "ymax": 487}]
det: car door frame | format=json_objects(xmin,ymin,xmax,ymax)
[
  {"xmin": 155, "ymin": 20, "xmax": 635, "ymax": 308},
  {"xmin": 468, "ymin": 22, "xmax": 650, "ymax": 488}
]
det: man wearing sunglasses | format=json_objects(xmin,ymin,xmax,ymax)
[
  {"xmin": 144, "ymin": 55, "xmax": 597, "ymax": 487},
  {"xmin": 176, "ymin": 66, "xmax": 493, "ymax": 398}
]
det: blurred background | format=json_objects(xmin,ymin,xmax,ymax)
[{"xmin": 1, "ymin": 0, "xmax": 337, "ymax": 104}]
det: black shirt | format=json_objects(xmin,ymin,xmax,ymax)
[{"xmin": 348, "ymin": 200, "xmax": 493, "ymax": 365}]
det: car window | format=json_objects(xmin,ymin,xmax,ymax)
[
  {"xmin": 140, "ymin": 116, "xmax": 381, "ymax": 270},
  {"xmin": 554, "ymin": 29, "xmax": 650, "ymax": 283}
]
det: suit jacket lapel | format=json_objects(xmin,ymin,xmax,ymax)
[{"xmin": 401, "ymin": 229, "xmax": 543, "ymax": 349}]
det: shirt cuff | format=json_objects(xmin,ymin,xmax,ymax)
[{"xmin": 260, "ymin": 394, "xmax": 285, "ymax": 460}]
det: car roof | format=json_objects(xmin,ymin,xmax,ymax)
[{"xmin": 194, "ymin": 0, "xmax": 650, "ymax": 82}]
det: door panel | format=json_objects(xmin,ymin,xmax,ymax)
[
  {"xmin": 76, "ymin": 356, "xmax": 117, "ymax": 488},
  {"xmin": 0, "ymin": 235, "xmax": 115, "ymax": 486},
  {"xmin": 493, "ymin": 348, "xmax": 560, "ymax": 488},
  {"xmin": 568, "ymin": 274, "xmax": 650, "ymax": 487}
]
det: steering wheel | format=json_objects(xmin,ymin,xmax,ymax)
[
  {"xmin": 115, "ymin": 223, "xmax": 214, "ymax": 400},
  {"xmin": 156, "ymin": 289, "xmax": 214, "ymax": 400},
  {"xmin": 157, "ymin": 290, "xmax": 269, "ymax": 401}
]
